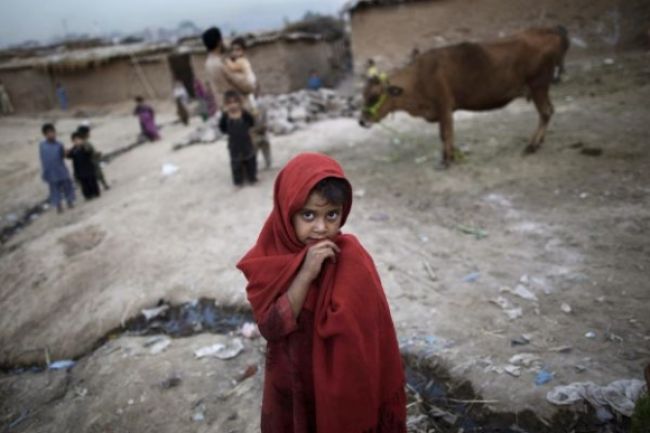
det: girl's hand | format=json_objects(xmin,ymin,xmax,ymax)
[{"xmin": 299, "ymin": 240, "xmax": 340, "ymax": 282}]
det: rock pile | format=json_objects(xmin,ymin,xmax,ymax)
[{"xmin": 260, "ymin": 89, "xmax": 360, "ymax": 135}]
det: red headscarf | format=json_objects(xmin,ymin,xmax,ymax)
[{"xmin": 237, "ymin": 152, "xmax": 406, "ymax": 433}]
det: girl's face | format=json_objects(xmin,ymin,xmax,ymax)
[{"xmin": 292, "ymin": 191, "xmax": 343, "ymax": 245}]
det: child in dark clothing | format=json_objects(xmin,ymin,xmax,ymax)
[
  {"xmin": 77, "ymin": 125, "xmax": 110, "ymax": 190},
  {"xmin": 218, "ymin": 90, "xmax": 257, "ymax": 187},
  {"xmin": 67, "ymin": 132, "xmax": 100, "ymax": 200}
]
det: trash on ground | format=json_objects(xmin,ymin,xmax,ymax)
[
  {"xmin": 603, "ymin": 58, "xmax": 615, "ymax": 65},
  {"xmin": 547, "ymin": 379, "xmax": 646, "ymax": 417},
  {"xmin": 511, "ymin": 335, "xmax": 531, "ymax": 346},
  {"xmin": 141, "ymin": 304, "xmax": 169, "ymax": 321},
  {"xmin": 194, "ymin": 338, "xmax": 244, "ymax": 360},
  {"xmin": 501, "ymin": 284, "xmax": 538, "ymax": 302},
  {"xmin": 48, "ymin": 359, "xmax": 76, "ymax": 370},
  {"xmin": 192, "ymin": 403, "xmax": 206, "ymax": 422},
  {"xmin": 585, "ymin": 331, "xmax": 597, "ymax": 339},
  {"xmin": 535, "ymin": 370, "xmax": 554, "ymax": 386},
  {"xmin": 548, "ymin": 345, "xmax": 573, "ymax": 353},
  {"xmin": 238, "ymin": 364, "xmax": 258, "ymax": 382},
  {"xmin": 161, "ymin": 163, "xmax": 179, "ymax": 176},
  {"xmin": 353, "ymin": 189, "xmax": 366, "ymax": 198},
  {"xmin": 462, "ymin": 271, "xmax": 481, "ymax": 283},
  {"xmin": 240, "ymin": 322, "xmax": 260, "ymax": 339},
  {"xmin": 144, "ymin": 336, "xmax": 171, "ymax": 354},
  {"xmin": 504, "ymin": 365, "xmax": 522, "ymax": 377},
  {"xmin": 489, "ymin": 296, "xmax": 523, "ymax": 320},
  {"xmin": 456, "ymin": 224, "xmax": 488, "ymax": 240},
  {"xmin": 509, "ymin": 353, "xmax": 542, "ymax": 369},
  {"xmin": 561, "ymin": 302, "xmax": 572, "ymax": 313},
  {"xmin": 160, "ymin": 375, "xmax": 182, "ymax": 390}
]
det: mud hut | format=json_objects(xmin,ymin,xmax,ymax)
[
  {"xmin": 186, "ymin": 28, "xmax": 349, "ymax": 95},
  {"xmin": 0, "ymin": 43, "xmax": 185, "ymax": 113},
  {"xmin": 344, "ymin": 0, "xmax": 650, "ymax": 73}
]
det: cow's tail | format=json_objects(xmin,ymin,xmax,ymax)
[{"xmin": 552, "ymin": 25, "xmax": 570, "ymax": 83}]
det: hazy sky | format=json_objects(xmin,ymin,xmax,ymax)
[{"xmin": 0, "ymin": 0, "xmax": 350, "ymax": 46}]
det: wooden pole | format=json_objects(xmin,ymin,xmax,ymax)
[{"xmin": 130, "ymin": 54, "xmax": 156, "ymax": 99}]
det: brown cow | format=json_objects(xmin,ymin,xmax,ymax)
[{"xmin": 359, "ymin": 27, "xmax": 570, "ymax": 166}]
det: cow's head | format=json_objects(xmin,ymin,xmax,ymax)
[{"xmin": 359, "ymin": 75, "xmax": 403, "ymax": 127}]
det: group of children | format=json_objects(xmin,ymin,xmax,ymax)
[{"xmin": 38, "ymin": 123, "xmax": 109, "ymax": 213}]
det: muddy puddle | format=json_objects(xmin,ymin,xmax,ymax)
[{"xmin": 2, "ymin": 299, "xmax": 634, "ymax": 432}]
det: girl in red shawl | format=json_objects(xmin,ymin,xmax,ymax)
[{"xmin": 237, "ymin": 153, "xmax": 406, "ymax": 433}]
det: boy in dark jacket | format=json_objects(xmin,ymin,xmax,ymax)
[
  {"xmin": 67, "ymin": 132, "xmax": 100, "ymax": 200},
  {"xmin": 218, "ymin": 90, "xmax": 257, "ymax": 186},
  {"xmin": 77, "ymin": 125, "xmax": 110, "ymax": 190}
]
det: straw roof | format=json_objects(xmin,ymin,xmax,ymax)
[
  {"xmin": 342, "ymin": 0, "xmax": 430, "ymax": 13},
  {"xmin": 0, "ymin": 42, "xmax": 173, "ymax": 72}
]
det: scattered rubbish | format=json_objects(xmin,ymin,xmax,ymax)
[
  {"xmin": 509, "ymin": 353, "xmax": 542, "ymax": 369},
  {"xmin": 48, "ymin": 359, "xmax": 76, "ymax": 370},
  {"xmin": 547, "ymin": 379, "xmax": 645, "ymax": 417},
  {"xmin": 194, "ymin": 343, "xmax": 225, "ymax": 359},
  {"xmin": 505, "ymin": 308, "xmax": 523, "ymax": 320},
  {"xmin": 144, "ymin": 336, "xmax": 171, "ymax": 354},
  {"xmin": 574, "ymin": 365, "xmax": 587, "ymax": 373},
  {"xmin": 125, "ymin": 298, "xmax": 251, "ymax": 337},
  {"xmin": 353, "ymin": 189, "xmax": 366, "ymax": 198},
  {"xmin": 560, "ymin": 302, "xmax": 572, "ymax": 314},
  {"xmin": 414, "ymin": 155, "xmax": 429, "ymax": 164},
  {"xmin": 570, "ymin": 36, "xmax": 588, "ymax": 48},
  {"xmin": 585, "ymin": 331, "xmax": 597, "ymax": 339},
  {"xmin": 603, "ymin": 58, "xmax": 615, "ymax": 65},
  {"xmin": 161, "ymin": 163, "xmax": 179, "ymax": 176},
  {"xmin": 160, "ymin": 375, "xmax": 182, "ymax": 390},
  {"xmin": 462, "ymin": 271, "xmax": 481, "ymax": 283},
  {"xmin": 419, "ymin": 234, "xmax": 429, "ymax": 242},
  {"xmin": 581, "ymin": 147, "xmax": 603, "ymax": 156},
  {"xmin": 535, "ymin": 370, "xmax": 554, "ymax": 386},
  {"xmin": 369, "ymin": 212, "xmax": 390, "ymax": 222},
  {"xmin": 501, "ymin": 284, "xmax": 538, "ymax": 302},
  {"xmin": 128, "ymin": 399, "xmax": 134, "ymax": 405},
  {"xmin": 141, "ymin": 305, "xmax": 169, "ymax": 321},
  {"xmin": 504, "ymin": 365, "xmax": 522, "ymax": 377},
  {"xmin": 240, "ymin": 322, "xmax": 260, "ymax": 339},
  {"xmin": 511, "ymin": 335, "xmax": 531, "ymax": 346},
  {"xmin": 596, "ymin": 296, "xmax": 606, "ymax": 303},
  {"xmin": 194, "ymin": 338, "xmax": 244, "ymax": 360},
  {"xmin": 192, "ymin": 403, "xmax": 206, "ymax": 422},
  {"xmin": 238, "ymin": 364, "xmax": 258, "ymax": 382},
  {"xmin": 489, "ymin": 296, "xmax": 523, "ymax": 320},
  {"xmin": 456, "ymin": 224, "xmax": 488, "ymax": 240},
  {"xmin": 548, "ymin": 345, "xmax": 573, "ymax": 353}
]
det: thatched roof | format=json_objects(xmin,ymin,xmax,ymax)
[
  {"xmin": 0, "ymin": 42, "xmax": 172, "ymax": 71},
  {"xmin": 342, "ymin": 0, "xmax": 430, "ymax": 13}
]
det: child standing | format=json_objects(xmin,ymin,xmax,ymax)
[
  {"xmin": 218, "ymin": 90, "xmax": 257, "ymax": 187},
  {"xmin": 39, "ymin": 124, "xmax": 75, "ymax": 213},
  {"xmin": 67, "ymin": 132, "xmax": 100, "ymax": 200},
  {"xmin": 237, "ymin": 153, "xmax": 406, "ymax": 433},
  {"xmin": 133, "ymin": 96, "xmax": 160, "ymax": 141},
  {"xmin": 225, "ymin": 38, "xmax": 257, "ymax": 110},
  {"xmin": 77, "ymin": 125, "xmax": 110, "ymax": 190}
]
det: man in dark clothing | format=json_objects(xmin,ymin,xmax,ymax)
[
  {"xmin": 67, "ymin": 132, "xmax": 100, "ymax": 200},
  {"xmin": 39, "ymin": 123, "xmax": 75, "ymax": 213},
  {"xmin": 77, "ymin": 125, "xmax": 110, "ymax": 190},
  {"xmin": 218, "ymin": 90, "xmax": 257, "ymax": 187}
]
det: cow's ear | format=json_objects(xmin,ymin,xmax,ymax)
[{"xmin": 387, "ymin": 85, "xmax": 403, "ymax": 96}]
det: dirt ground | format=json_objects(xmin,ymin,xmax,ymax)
[{"xmin": 1, "ymin": 50, "xmax": 649, "ymax": 431}]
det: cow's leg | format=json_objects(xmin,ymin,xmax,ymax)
[
  {"xmin": 525, "ymin": 86, "xmax": 554, "ymax": 154},
  {"xmin": 439, "ymin": 109, "xmax": 455, "ymax": 166}
]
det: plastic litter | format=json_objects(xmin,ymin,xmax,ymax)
[
  {"xmin": 462, "ymin": 272, "xmax": 481, "ymax": 283},
  {"xmin": 456, "ymin": 224, "xmax": 488, "ymax": 240},
  {"xmin": 504, "ymin": 365, "xmax": 522, "ymax": 377},
  {"xmin": 585, "ymin": 331, "xmax": 597, "ymax": 339},
  {"xmin": 535, "ymin": 370, "xmax": 554, "ymax": 385},
  {"xmin": 141, "ymin": 305, "xmax": 169, "ymax": 321},
  {"xmin": 161, "ymin": 163, "xmax": 179, "ymax": 176},
  {"xmin": 145, "ymin": 336, "xmax": 171, "ymax": 354},
  {"xmin": 560, "ymin": 302, "xmax": 572, "ymax": 314},
  {"xmin": 547, "ymin": 379, "xmax": 646, "ymax": 417},
  {"xmin": 240, "ymin": 322, "xmax": 260, "ymax": 339},
  {"xmin": 48, "ymin": 359, "xmax": 76, "ymax": 370},
  {"xmin": 194, "ymin": 338, "xmax": 244, "ymax": 360}
]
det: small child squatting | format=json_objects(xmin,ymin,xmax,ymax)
[
  {"xmin": 219, "ymin": 90, "xmax": 258, "ymax": 186},
  {"xmin": 237, "ymin": 153, "xmax": 406, "ymax": 433}
]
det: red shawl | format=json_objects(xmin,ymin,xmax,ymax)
[{"xmin": 237, "ymin": 153, "xmax": 406, "ymax": 432}]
